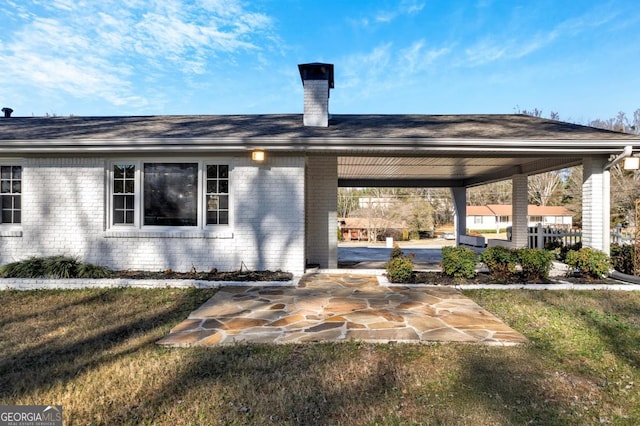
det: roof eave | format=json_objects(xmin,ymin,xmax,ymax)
[{"xmin": 0, "ymin": 137, "xmax": 635, "ymax": 155}]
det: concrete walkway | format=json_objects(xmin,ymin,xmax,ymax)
[{"xmin": 157, "ymin": 273, "xmax": 527, "ymax": 347}]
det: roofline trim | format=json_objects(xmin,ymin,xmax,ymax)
[{"xmin": 0, "ymin": 137, "xmax": 634, "ymax": 155}]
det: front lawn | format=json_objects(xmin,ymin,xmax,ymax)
[{"xmin": 1, "ymin": 288, "xmax": 638, "ymax": 425}]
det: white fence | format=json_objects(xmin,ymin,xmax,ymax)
[
  {"xmin": 527, "ymin": 224, "xmax": 635, "ymax": 249},
  {"xmin": 528, "ymin": 224, "xmax": 581, "ymax": 249}
]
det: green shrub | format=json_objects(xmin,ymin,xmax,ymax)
[
  {"xmin": 43, "ymin": 255, "xmax": 79, "ymax": 278},
  {"xmin": 386, "ymin": 256, "xmax": 414, "ymax": 283},
  {"xmin": 0, "ymin": 256, "xmax": 112, "ymax": 279},
  {"xmin": 77, "ymin": 262, "xmax": 113, "ymax": 279},
  {"xmin": 480, "ymin": 246, "xmax": 518, "ymax": 282},
  {"xmin": 610, "ymin": 244, "xmax": 635, "ymax": 275},
  {"xmin": 565, "ymin": 248, "xmax": 610, "ymax": 280},
  {"xmin": 544, "ymin": 238, "xmax": 563, "ymax": 251},
  {"xmin": 518, "ymin": 248, "xmax": 554, "ymax": 281},
  {"xmin": 390, "ymin": 243, "xmax": 404, "ymax": 259},
  {"xmin": 558, "ymin": 242, "xmax": 582, "ymax": 262},
  {"xmin": 441, "ymin": 246, "xmax": 478, "ymax": 280},
  {"xmin": 0, "ymin": 257, "xmax": 46, "ymax": 278}
]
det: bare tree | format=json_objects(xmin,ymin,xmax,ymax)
[
  {"xmin": 467, "ymin": 180, "xmax": 512, "ymax": 206},
  {"xmin": 528, "ymin": 171, "xmax": 563, "ymax": 206},
  {"xmin": 337, "ymin": 187, "xmax": 360, "ymax": 219}
]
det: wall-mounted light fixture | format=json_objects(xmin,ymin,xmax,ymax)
[
  {"xmin": 251, "ymin": 150, "xmax": 265, "ymax": 162},
  {"xmin": 623, "ymin": 156, "xmax": 640, "ymax": 170}
]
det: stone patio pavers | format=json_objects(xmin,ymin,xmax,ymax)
[{"xmin": 157, "ymin": 273, "xmax": 528, "ymax": 347}]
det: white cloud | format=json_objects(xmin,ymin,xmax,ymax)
[
  {"xmin": 367, "ymin": 1, "xmax": 426, "ymax": 25},
  {"xmin": 340, "ymin": 40, "xmax": 451, "ymax": 101},
  {"xmin": 460, "ymin": 6, "xmax": 619, "ymax": 67},
  {"xmin": 0, "ymin": 0, "xmax": 275, "ymax": 113}
]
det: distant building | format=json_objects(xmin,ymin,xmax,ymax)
[
  {"xmin": 339, "ymin": 217, "xmax": 404, "ymax": 242},
  {"xmin": 467, "ymin": 204, "xmax": 573, "ymax": 232}
]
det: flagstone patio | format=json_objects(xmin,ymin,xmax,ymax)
[{"xmin": 157, "ymin": 273, "xmax": 527, "ymax": 347}]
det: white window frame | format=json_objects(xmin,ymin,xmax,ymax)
[
  {"xmin": 107, "ymin": 159, "xmax": 232, "ymax": 232},
  {"xmin": 0, "ymin": 162, "xmax": 23, "ymax": 230}
]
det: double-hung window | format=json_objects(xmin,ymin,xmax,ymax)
[
  {"xmin": 0, "ymin": 165, "xmax": 21, "ymax": 225},
  {"xmin": 109, "ymin": 161, "xmax": 230, "ymax": 229}
]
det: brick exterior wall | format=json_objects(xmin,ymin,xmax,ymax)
[
  {"xmin": 305, "ymin": 156, "xmax": 338, "ymax": 268},
  {"xmin": 303, "ymin": 80, "xmax": 329, "ymax": 127},
  {"xmin": 511, "ymin": 174, "xmax": 529, "ymax": 248},
  {"xmin": 582, "ymin": 156, "xmax": 610, "ymax": 253},
  {"xmin": 0, "ymin": 156, "xmax": 307, "ymax": 274}
]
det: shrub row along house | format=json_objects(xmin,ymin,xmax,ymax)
[{"xmin": 0, "ymin": 63, "xmax": 637, "ymax": 274}]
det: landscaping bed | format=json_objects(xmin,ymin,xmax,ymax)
[
  {"xmin": 0, "ymin": 255, "xmax": 294, "ymax": 282},
  {"xmin": 113, "ymin": 269, "xmax": 293, "ymax": 282},
  {"xmin": 391, "ymin": 270, "xmax": 620, "ymax": 285}
]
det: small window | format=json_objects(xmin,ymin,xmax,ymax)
[
  {"xmin": 113, "ymin": 164, "xmax": 136, "ymax": 224},
  {"xmin": 206, "ymin": 165, "xmax": 229, "ymax": 225},
  {"xmin": 1, "ymin": 166, "xmax": 21, "ymax": 224}
]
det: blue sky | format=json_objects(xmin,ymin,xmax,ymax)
[{"xmin": 1, "ymin": 0, "xmax": 640, "ymax": 122}]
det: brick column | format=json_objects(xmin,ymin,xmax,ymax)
[
  {"xmin": 582, "ymin": 156, "xmax": 610, "ymax": 254},
  {"xmin": 305, "ymin": 156, "xmax": 338, "ymax": 268},
  {"xmin": 450, "ymin": 187, "xmax": 466, "ymax": 244},
  {"xmin": 511, "ymin": 174, "xmax": 529, "ymax": 248}
]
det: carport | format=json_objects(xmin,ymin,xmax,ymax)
[{"xmin": 302, "ymin": 114, "xmax": 638, "ymax": 270}]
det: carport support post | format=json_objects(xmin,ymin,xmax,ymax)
[
  {"xmin": 511, "ymin": 174, "xmax": 529, "ymax": 248},
  {"xmin": 451, "ymin": 187, "xmax": 466, "ymax": 244},
  {"xmin": 582, "ymin": 156, "xmax": 610, "ymax": 254},
  {"xmin": 305, "ymin": 156, "xmax": 338, "ymax": 269}
]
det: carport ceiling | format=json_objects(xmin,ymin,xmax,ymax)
[{"xmin": 337, "ymin": 156, "xmax": 583, "ymax": 188}]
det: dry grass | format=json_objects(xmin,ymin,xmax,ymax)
[{"xmin": 1, "ymin": 288, "xmax": 639, "ymax": 425}]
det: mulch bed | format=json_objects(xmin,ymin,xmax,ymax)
[
  {"xmin": 112, "ymin": 269, "xmax": 294, "ymax": 282},
  {"xmin": 401, "ymin": 271, "xmax": 620, "ymax": 285}
]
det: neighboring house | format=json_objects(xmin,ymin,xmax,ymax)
[
  {"xmin": 0, "ymin": 63, "xmax": 636, "ymax": 274},
  {"xmin": 339, "ymin": 217, "xmax": 404, "ymax": 242},
  {"xmin": 467, "ymin": 204, "xmax": 573, "ymax": 232}
]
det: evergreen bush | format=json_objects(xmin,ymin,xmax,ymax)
[
  {"xmin": 390, "ymin": 243, "xmax": 404, "ymax": 259},
  {"xmin": 480, "ymin": 246, "xmax": 518, "ymax": 282},
  {"xmin": 610, "ymin": 244, "xmax": 635, "ymax": 275},
  {"xmin": 518, "ymin": 248, "xmax": 554, "ymax": 281},
  {"xmin": 441, "ymin": 246, "xmax": 477, "ymax": 280},
  {"xmin": 0, "ymin": 256, "xmax": 112, "ymax": 279},
  {"xmin": 565, "ymin": 248, "xmax": 610, "ymax": 280},
  {"xmin": 386, "ymin": 256, "xmax": 415, "ymax": 283}
]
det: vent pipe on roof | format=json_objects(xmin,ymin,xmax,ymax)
[
  {"xmin": 298, "ymin": 63, "xmax": 334, "ymax": 127},
  {"xmin": 2, "ymin": 107, "xmax": 13, "ymax": 118}
]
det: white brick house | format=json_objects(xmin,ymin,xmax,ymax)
[{"xmin": 0, "ymin": 63, "xmax": 637, "ymax": 274}]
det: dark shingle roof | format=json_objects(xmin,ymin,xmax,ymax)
[{"xmin": 0, "ymin": 113, "xmax": 636, "ymax": 140}]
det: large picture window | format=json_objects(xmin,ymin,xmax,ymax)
[
  {"xmin": 1, "ymin": 165, "xmax": 21, "ymax": 224},
  {"xmin": 144, "ymin": 163, "xmax": 198, "ymax": 226},
  {"xmin": 109, "ymin": 161, "xmax": 229, "ymax": 229}
]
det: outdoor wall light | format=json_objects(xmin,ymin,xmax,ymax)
[
  {"xmin": 251, "ymin": 150, "xmax": 265, "ymax": 162},
  {"xmin": 623, "ymin": 156, "xmax": 640, "ymax": 170}
]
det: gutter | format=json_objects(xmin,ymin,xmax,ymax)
[{"xmin": 604, "ymin": 145, "xmax": 633, "ymax": 170}]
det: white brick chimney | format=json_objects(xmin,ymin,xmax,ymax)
[{"xmin": 298, "ymin": 63, "xmax": 334, "ymax": 127}]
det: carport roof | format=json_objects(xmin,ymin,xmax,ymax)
[{"xmin": 0, "ymin": 113, "xmax": 636, "ymax": 187}]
